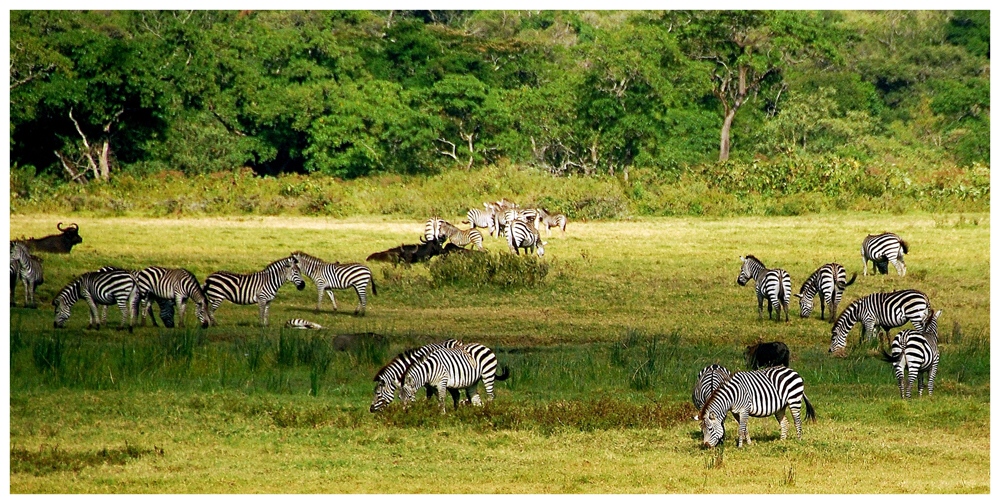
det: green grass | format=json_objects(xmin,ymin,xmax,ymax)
[{"xmin": 7, "ymin": 212, "xmax": 990, "ymax": 493}]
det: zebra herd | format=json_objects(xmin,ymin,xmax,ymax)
[
  {"xmin": 693, "ymin": 231, "xmax": 938, "ymax": 448},
  {"xmin": 425, "ymin": 198, "xmax": 568, "ymax": 258}
]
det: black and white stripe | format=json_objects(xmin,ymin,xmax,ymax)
[
  {"xmin": 536, "ymin": 208, "xmax": 568, "ymax": 234},
  {"xmin": 737, "ymin": 255, "xmax": 792, "ymax": 322},
  {"xmin": 203, "ymin": 255, "xmax": 306, "ymax": 327},
  {"xmin": 862, "ymin": 232, "xmax": 909, "ymax": 276},
  {"xmin": 370, "ymin": 339, "xmax": 464, "ymax": 412},
  {"xmin": 135, "ymin": 266, "xmax": 212, "ymax": 328},
  {"xmin": 880, "ymin": 310, "xmax": 941, "ymax": 398},
  {"xmin": 829, "ymin": 289, "xmax": 930, "ymax": 353},
  {"xmin": 292, "ymin": 251, "xmax": 376, "ymax": 315},
  {"xmin": 506, "ymin": 220, "xmax": 546, "ymax": 257},
  {"xmin": 796, "ymin": 263, "xmax": 856, "ymax": 321},
  {"xmin": 699, "ymin": 365, "xmax": 816, "ymax": 448},
  {"xmin": 464, "ymin": 208, "xmax": 498, "ymax": 237},
  {"xmin": 692, "ymin": 364, "xmax": 731, "ymax": 420},
  {"xmin": 400, "ymin": 347, "xmax": 490, "ymax": 413},
  {"xmin": 53, "ymin": 269, "xmax": 138, "ymax": 331},
  {"xmin": 285, "ymin": 318, "xmax": 324, "ymax": 330},
  {"xmin": 11, "ymin": 241, "xmax": 44, "ymax": 308}
]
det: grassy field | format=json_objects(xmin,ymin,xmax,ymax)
[{"xmin": 7, "ymin": 212, "xmax": 990, "ymax": 493}]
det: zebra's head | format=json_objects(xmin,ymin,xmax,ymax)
[
  {"xmin": 536, "ymin": 240, "xmax": 546, "ymax": 257},
  {"xmin": 829, "ymin": 308, "xmax": 856, "ymax": 354},
  {"xmin": 284, "ymin": 257, "xmax": 306, "ymax": 291},
  {"xmin": 399, "ymin": 374, "xmax": 418, "ymax": 406},
  {"xmin": 736, "ymin": 256, "xmax": 761, "ymax": 286},
  {"xmin": 370, "ymin": 379, "xmax": 396, "ymax": 413},
  {"xmin": 794, "ymin": 293, "xmax": 814, "ymax": 318},
  {"xmin": 700, "ymin": 410, "xmax": 726, "ymax": 448},
  {"xmin": 52, "ymin": 280, "xmax": 79, "ymax": 328}
]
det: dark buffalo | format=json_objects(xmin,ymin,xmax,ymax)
[
  {"xmin": 367, "ymin": 236, "xmax": 446, "ymax": 264},
  {"xmin": 24, "ymin": 223, "xmax": 83, "ymax": 254},
  {"xmin": 744, "ymin": 341, "xmax": 791, "ymax": 370}
]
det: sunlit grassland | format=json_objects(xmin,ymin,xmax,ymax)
[{"xmin": 7, "ymin": 212, "xmax": 990, "ymax": 493}]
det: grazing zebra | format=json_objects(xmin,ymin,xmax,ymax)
[
  {"xmin": 285, "ymin": 318, "xmax": 324, "ymax": 330},
  {"xmin": 292, "ymin": 251, "xmax": 377, "ymax": 315},
  {"xmin": 795, "ymin": 263, "xmax": 857, "ymax": 321},
  {"xmin": 203, "ymin": 255, "xmax": 306, "ymax": 327},
  {"xmin": 737, "ymin": 255, "xmax": 792, "ymax": 322},
  {"xmin": 862, "ymin": 232, "xmax": 909, "ymax": 276},
  {"xmin": 370, "ymin": 339, "xmax": 465, "ymax": 412},
  {"xmin": 438, "ymin": 221, "xmax": 485, "ymax": 251},
  {"xmin": 536, "ymin": 208, "xmax": 568, "ymax": 235},
  {"xmin": 464, "ymin": 208, "xmax": 498, "ymax": 237},
  {"xmin": 692, "ymin": 364, "xmax": 732, "ymax": 420},
  {"xmin": 881, "ymin": 310, "xmax": 941, "ymax": 399},
  {"xmin": 506, "ymin": 220, "xmax": 546, "ymax": 257},
  {"xmin": 135, "ymin": 266, "xmax": 212, "ymax": 328},
  {"xmin": 400, "ymin": 347, "xmax": 486, "ymax": 413},
  {"xmin": 699, "ymin": 366, "xmax": 816, "ymax": 448},
  {"xmin": 829, "ymin": 289, "xmax": 930, "ymax": 354},
  {"xmin": 11, "ymin": 241, "xmax": 44, "ymax": 308},
  {"xmin": 53, "ymin": 269, "xmax": 138, "ymax": 331}
]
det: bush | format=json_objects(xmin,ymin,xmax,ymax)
[{"xmin": 428, "ymin": 251, "xmax": 549, "ymax": 289}]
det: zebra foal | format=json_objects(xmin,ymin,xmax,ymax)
[
  {"xmin": 292, "ymin": 251, "xmax": 377, "ymax": 315},
  {"xmin": 700, "ymin": 365, "xmax": 816, "ymax": 448},
  {"xmin": 506, "ymin": 220, "xmax": 545, "ymax": 257},
  {"xmin": 829, "ymin": 289, "xmax": 930, "ymax": 354},
  {"xmin": 862, "ymin": 232, "xmax": 909, "ymax": 276},
  {"xmin": 203, "ymin": 255, "xmax": 306, "ymax": 327},
  {"xmin": 796, "ymin": 263, "xmax": 856, "ymax": 321},
  {"xmin": 737, "ymin": 255, "xmax": 791, "ymax": 322},
  {"xmin": 880, "ymin": 310, "xmax": 941, "ymax": 399},
  {"xmin": 53, "ymin": 269, "xmax": 138, "ymax": 331},
  {"xmin": 11, "ymin": 241, "xmax": 44, "ymax": 308}
]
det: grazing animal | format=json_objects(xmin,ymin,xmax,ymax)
[
  {"xmin": 366, "ymin": 237, "xmax": 446, "ymax": 264},
  {"xmin": 829, "ymin": 289, "xmax": 930, "ymax": 354},
  {"xmin": 292, "ymin": 251, "xmax": 376, "ymax": 315},
  {"xmin": 700, "ymin": 366, "xmax": 815, "ymax": 448},
  {"xmin": 862, "ymin": 232, "xmax": 909, "ymax": 276},
  {"xmin": 737, "ymin": 255, "xmax": 792, "ymax": 322},
  {"xmin": 370, "ymin": 339, "xmax": 465, "ymax": 412},
  {"xmin": 10, "ymin": 241, "xmax": 44, "ymax": 308},
  {"xmin": 880, "ymin": 310, "xmax": 941, "ymax": 399},
  {"xmin": 439, "ymin": 221, "xmax": 485, "ymax": 251},
  {"xmin": 135, "ymin": 266, "xmax": 212, "ymax": 328},
  {"xmin": 203, "ymin": 255, "xmax": 306, "ymax": 327},
  {"xmin": 53, "ymin": 269, "xmax": 138, "ymax": 331},
  {"xmin": 23, "ymin": 222, "xmax": 83, "ymax": 254},
  {"xmin": 286, "ymin": 318, "xmax": 324, "ymax": 330},
  {"xmin": 400, "ymin": 347, "xmax": 487, "ymax": 414},
  {"xmin": 505, "ymin": 220, "xmax": 546, "ymax": 257},
  {"xmin": 536, "ymin": 208, "xmax": 568, "ymax": 234},
  {"xmin": 692, "ymin": 364, "xmax": 732, "ymax": 420},
  {"xmin": 744, "ymin": 341, "xmax": 791, "ymax": 369},
  {"xmin": 796, "ymin": 263, "xmax": 856, "ymax": 321},
  {"xmin": 464, "ymin": 208, "xmax": 498, "ymax": 237}
]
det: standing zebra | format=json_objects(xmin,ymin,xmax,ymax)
[
  {"xmin": 692, "ymin": 364, "xmax": 732, "ymax": 420},
  {"xmin": 203, "ymin": 255, "xmax": 306, "ymax": 327},
  {"xmin": 53, "ymin": 269, "xmax": 138, "ymax": 331},
  {"xmin": 795, "ymin": 263, "xmax": 857, "ymax": 321},
  {"xmin": 699, "ymin": 365, "xmax": 816, "ymax": 448},
  {"xmin": 292, "ymin": 251, "xmax": 377, "ymax": 315},
  {"xmin": 536, "ymin": 208, "xmax": 568, "ymax": 235},
  {"xmin": 135, "ymin": 266, "xmax": 212, "ymax": 328},
  {"xmin": 464, "ymin": 208, "xmax": 498, "ymax": 237},
  {"xmin": 11, "ymin": 241, "xmax": 44, "ymax": 308},
  {"xmin": 506, "ymin": 220, "xmax": 546, "ymax": 257},
  {"xmin": 880, "ymin": 310, "xmax": 941, "ymax": 399},
  {"xmin": 400, "ymin": 347, "xmax": 489, "ymax": 414},
  {"xmin": 370, "ymin": 339, "xmax": 464, "ymax": 412},
  {"xmin": 438, "ymin": 221, "xmax": 485, "ymax": 251},
  {"xmin": 829, "ymin": 289, "xmax": 930, "ymax": 354},
  {"xmin": 737, "ymin": 255, "xmax": 792, "ymax": 322},
  {"xmin": 862, "ymin": 232, "xmax": 909, "ymax": 276}
]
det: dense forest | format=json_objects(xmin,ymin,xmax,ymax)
[{"xmin": 8, "ymin": 10, "xmax": 990, "ymax": 212}]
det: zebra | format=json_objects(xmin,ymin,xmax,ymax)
[
  {"xmin": 438, "ymin": 221, "xmax": 484, "ymax": 251},
  {"xmin": 370, "ymin": 339, "xmax": 465, "ymax": 412},
  {"xmin": 53, "ymin": 269, "xmax": 138, "ymax": 331},
  {"xmin": 829, "ymin": 289, "xmax": 930, "ymax": 354},
  {"xmin": 291, "ymin": 251, "xmax": 377, "ymax": 315},
  {"xmin": 862, "ymin": 232, "xmax": 909, "ymax": 276},
  {"xmin": 464, "ymin": 208, "xmax": 498, "ymax": 237},
  {"xmin": 424, "ymin": 217, "xmax": 447, "ymax": 243},
  {"xmin": 285, "ymin": 318, "xmax": 324, "ymax": 330},
  {"xmin": 795, "ymin": 263, "xmax": 857, "ymax": 321},
  {"xmin": 506, "ymin": 220, "xmax": 546, "ymax": 257},
  {"xmin": 737, "ymin": 255, "xmax": 792, "ymax": 322},
  {"xmin": 880, "ymin": 310, "xmax": 941, "ymax": 399},
  {"xmin": 11, "ymin": 241, "xmax": 43, "ymax": 308},
  {"xmin": 134, "ymin": 266, "xmax": 212, "ymax": 328},
  {"xmin": 692, "ymin": 364, "xmax": 732, "ymax": 421},
  {"xmin": 400, "ymin": 347, "xmax": 492, "ymax": 414},
  {"xmin": 203, "ymin": 255, "xmax": 306, "ymax": 327},
  {"xmin": 699, "ymin": 365, "xmax": 816, "ymax": 448},
  {"xmin": 535, "ymin": 208, "xmax": 568, "ymax": 235}
]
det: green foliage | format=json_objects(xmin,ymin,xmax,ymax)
[{"xmin": 428, "ymin": 250, "xmax": 549, "ymax": 289}]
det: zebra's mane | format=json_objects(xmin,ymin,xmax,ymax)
[
  {"xmin": 698, "ymin": 372, "xmax": 736, "ymax": 421},
  {"xmin": 798, "ymin": 268, "xmax": 823, "ymax": 295},
  {"xmin": 743, "ymin": 255, "xmax": 765, "ymax": 268},
  {"xmin": 374, "ymin": 345, "xmax": 434, "ymax": 383},
  {"xmin": 291, "ymin": 250, "xmax": 326, "ymax": 264}
]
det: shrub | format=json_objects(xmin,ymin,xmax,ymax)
[{"xmin": 428, "ymin": 251, "xmax": 549, "ymax": 289}]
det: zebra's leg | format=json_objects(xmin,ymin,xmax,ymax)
[
  {"xmin": 176, "ymin": 296, "xmax": 188, "ymax": 328},
  {"xmin": 905, "ymin": 365, "xmax": 916, "ymax": 399},
  {"xmin": 737, "ymin": 411, "xmax": 750, "ymax": 447},
  {"xmin": 863, "ymin": 257, "xmax": 868, "ymax": 276},
  {"xmin": 448, "ymin": 388, "xmax": 461, "ymax": 409},
  {"xmin": 436, "ymin": 379, "xmax": 449, "ymax": 414},
  {"xmin": 353, "ymin": 285, "xmax": 365, "ymax": 316},
  {"xmin": 894, "ymin": 362, "xmax": 906, "ymax": 398},
  {"xmin": 775, "ymin": 407, "xmax": 788, "ymax": 440},
  {"xmin": 85, "ymin": 297, "xmax": 101, "ymax": 330},
  {"xmin": 469, "ymin": 389, "xmax": 483, "ymax": 407},
  {"xmin": 259, "ymin": 300, "xmax": 270, "ymax": 327},
  {"xmin": 917, "ymin": 370, "xmax": 925, "ymax": 397},
  {"xmin": 100, "ymin": 305, "xmax": 109, "ymax": 326},
  {"xmin": 791, "ymin": 403, "xmax": 804, "ymax": 439},
  {"xmin": 927, "ymin": 360, "xmax": 938, "ymax": 397},
  {"xmin": 316, "ymin": 286, "xmax": 326, "ymax": 312},
  {"xmin": 757, "ymin": 293, "xmax": 765, "ymax": 320}
]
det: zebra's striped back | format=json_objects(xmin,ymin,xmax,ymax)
[
  {"xmin": 506, "ymin": 220, "xmax": 545, "ymax": 257},
  {"xmin": 370, "ymin": 339, "xmax": 463, "ymax": 412},
  {"xmin": 700, "ymin": 366, "xmax": 815, "ymax": 448},
  {"xmin": 796, "ymin": 263, "xmax": 855, "ymax": 320},
  {"xmin": 692, "ymin": 364, "xmax": 731, "ymax": 419},
  {"xmin": 293, "ymin": 251, "xmax": 376, "ymax": 315},
  {"xmin": 862, "ymin": 232, "xmax": 908, "ymax": 276},
  {"xmin": 465, "ymin": 209, "xmax": 497, "ymax": 236},
  {"xmin": 400, "ymin": 347, "xmax": 484, "ymax": 413},
  {"xmin": 881, "ymin": 310, "xmax": 941, "ymax": 398},
  {"xmin": 737, "ymin": 255, "xmax": 791, "ymax": 322},
  {"xmin": 830, "ymin": 289, "xmax": 930, "ymax": 353},
  {"xmin": 203, "ymin": 256, "xmax": 306, "ymax": 327}
]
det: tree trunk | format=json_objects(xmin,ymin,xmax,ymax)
[{"xmin": 719, "ymin": 108, "xmax": 737, "ymax": 162}]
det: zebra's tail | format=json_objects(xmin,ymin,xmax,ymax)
[
  {"xmin": 840, "ymin": 272, "xmax": 858, "ymax": 288},
  {"xmin": 804, "ymin": 394, "xmax": 816, "ymax": 422},
  {"xmin": 900, "ymin": 239, "xmax": 909, "ymax": 254},
  {"xmin": 879, "ymin": 346, "xmax": 902, "ymax": 364},
  {"xmin": 370, "ymin": 277, "xmax": 377, "ymax": 296},
  {"xmin": 494, "ymin": 365, "xmax": 511, "ymax": 381}
]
